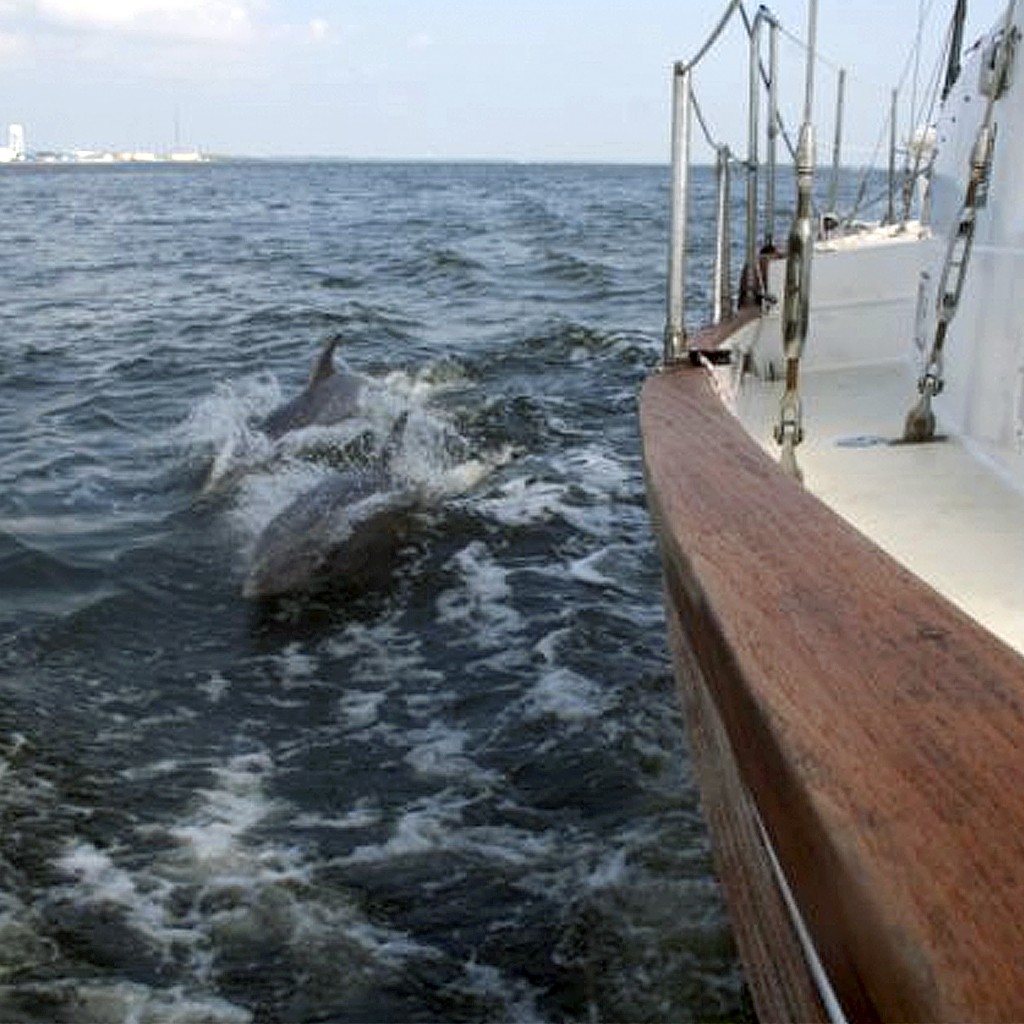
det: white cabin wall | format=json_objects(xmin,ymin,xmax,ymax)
[
  {"xmin": 759, "ymin": 237, "xmax": 920, "ymax": 373},
  {"xmin": 926, "ymin": 8, "xmax": 1024, "ymax": 467}
]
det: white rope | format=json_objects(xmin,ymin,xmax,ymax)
[{"xmin": 753, "ymin": 810, "xmax": 851, "ymax": 1024}]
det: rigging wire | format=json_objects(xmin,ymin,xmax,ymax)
[
  {"xmin": 682, "ymin": 0, "xmax": 796, "ymax": 163},
  {"xmin": 681, "ymin": 0, "xmax": 745, "ymax": 72},
  {"xmin": 740, "ymin": 2, "xmax": 798, "ymax": 162},
  {"xmin": 911, "ymin": 0, "xmax": 926, "ymax": 137},
  {"xmin": 676, "ymin": 0, "xmax": 955, "ymax": 224},
  {"xmin": 848, "ymin": 1, "xmax": 953, "ymax": 222},
  {"xmin": 898, "ymin": 16, "xmax": 952, "ymax": 221},
  {"xmin": 690, "ymin": 89, "xmax": 720, "ymax": 153}
]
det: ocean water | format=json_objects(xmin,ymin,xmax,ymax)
[{"xmin": 0, "ymin": 160, "xmax": 750, "ymax": 1023}]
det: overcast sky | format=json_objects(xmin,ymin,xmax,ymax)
[{"xmin": 0, "ymin": 0, "xmax": 1008, "ymax": 162}]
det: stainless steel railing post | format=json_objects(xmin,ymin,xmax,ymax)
[
  {"xmin": 664, "ymin": 62, "xmax": 692, "ymax": 363},
  {"xmin": 765, "ymin": 13, "xmax": 780, "ymax": 253},
  {"xmin": 713, "ymin": 144, "xmax": 733, "ymax": 324},
  {"xmin": 739, "ymin": 10, "xmax": 763, "ymax": 306},
  {"xmin": 827, "ymin": 68, "xmax": 846, "ymax": 222},
  {"xmin": 886, "ymin": 88, "xmax": 898, "ymax": 224}
]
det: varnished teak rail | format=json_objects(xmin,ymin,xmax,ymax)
[{"xmin": 641, "ymin": 362, "xmax": 1024, "ymax": 1021}]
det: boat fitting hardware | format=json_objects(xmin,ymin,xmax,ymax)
[
  {"xmin": 775, "ymin": 120, "xmax": 814, "ymax": 479},
  {"xmin": 688, "ymin": 349, "xmax": 733, "ymax": 366},
  {"xmin": 903, "ymin": 1, "xmax": 1015, "ymax": 442},
  {"xmin": 980, "ymin": 24, "xmax": 1019, "ymax": 99},
  {"xmin": 774, "ymin": 375, "xmax": 805, "ymax": 448}
]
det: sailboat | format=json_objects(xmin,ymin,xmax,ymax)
[{"xmin": 640, "ymin": 0, "xmax": 1024, "ymax": 1018}]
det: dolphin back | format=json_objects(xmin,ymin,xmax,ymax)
[
  {"xmin": 244, "ymin": 469, "xmax": 411, "ymax": 599},
  {"xmin": 261, "ymin": 366, "xmax": 364, "ymax": 439}
]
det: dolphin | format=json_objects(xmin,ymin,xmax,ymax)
[
  {"xmin": 243, "ymin": 471, "xmax": 417, "ymax": 599},
  {"xmin": 243, "ymin": 413, "xmax": 414, "ymax": 599},
  {"xmin": 261, "ymin": 336, "xmax": 365, "ymax": 440}
]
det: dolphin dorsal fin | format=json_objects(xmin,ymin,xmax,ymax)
[{"xmin": 309, "ymin": 336, "xmax": 341, "ymax": 385}]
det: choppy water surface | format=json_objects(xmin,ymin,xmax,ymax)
[{"xmin": 0, "ymin": 161, "xmax": 749, "ymax": 1022}]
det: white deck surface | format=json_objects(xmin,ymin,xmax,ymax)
[{"xmin": 734, "ymin": 360, "xmax": 1024, "ymax": 656}]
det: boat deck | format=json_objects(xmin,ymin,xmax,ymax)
[{"xmin": 734, "ymin": 359, "xmax": 1024, "ymax": 655}]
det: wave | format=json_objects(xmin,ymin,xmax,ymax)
[
  {"xmin": 539, "ymin": 247, "xmax": 617, "ymax": 289},
  {"xmin": 0, "ymin": 529, "xmax": 115, "ymax": 620},
  {"xmin": 483, "ymin": 317, "xmax": 656, "ymax": 375}
]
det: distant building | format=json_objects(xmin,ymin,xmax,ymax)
[
  {"xmin": 0, "ymin": 122, "xmax": 209, "ymax": 164},
  {"xmin": 0, "ymin": 123, "xmax": 26, "ymax": 163}
]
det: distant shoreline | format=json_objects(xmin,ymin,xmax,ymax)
[
  {"xmin": 0, "ymin": 154, "xmax": 672, "ymax": 169},
  {"xmin": 2, "ymin": 150, "xmax": 208, "ymax": 166}
]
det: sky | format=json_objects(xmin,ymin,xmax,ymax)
[{"xmin": 0, "ymin": 0, "xmax": 1010, "ymax": 162}]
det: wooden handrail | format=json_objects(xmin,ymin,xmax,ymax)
[{"xmin": 641, "ymin": 364, "xmax": 1024, "ymax": 1021}]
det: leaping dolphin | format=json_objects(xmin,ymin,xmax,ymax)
[{"xmin": 261, "ymin": 336, "xmax": 365, "ymax": 440}]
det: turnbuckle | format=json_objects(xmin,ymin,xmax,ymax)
[{"xmin": 774, "ymin": 388, "xmax": 804, "ymax": 447}]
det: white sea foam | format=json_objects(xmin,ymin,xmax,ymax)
[
  {"xmin": 454, "ymin": 960, "xmax": 545, "ymax": 1024},
  {"xmin": 169, "ymin": 753, "xmax": 280, "ymax": 870},
  {"xmin": 6, "ymin": 980, "xmax": 254, "ymax": 1024},
  {"xmin": 291, "ymin": 798, "xmax": 382, "ymax": 832},
  {"xmin": 475, "ymin": 476, "xmax": 572, "ymax": 527},
  {"xmin": 586, "ymin": 846, "xmax": 630, "ymax": 890},
  {"xmin": 53, "ymin": 748, "xmax": 402, "ymax": 996},
  {"xmin": 161, "ymin": 753, "xmax": 437, "ymax": 986},
  {"xmin": 120, "ymin": 759, "xmax": 187, "ymax": 782},
  {"xmin": 184, "ymin": 376, "xmax": 282, "ymax": 436},
  {"xmin": 436, "ymin": 540, "xmax": 522, "ymax": 639},
  {"xmin": 475, "ymin": 444, "xmax": 635, "ymax": 540},
  {"xmin": 343, "ymin": 804, "xmax": 462, "ymax": 864},
  {"xmin": 54, "ymin": 752, "xmax": 299, "ymax": 980},
  {"xmin": 522, "ymin": 667, "xmax": 609, "ymax": 726},
  {"xmin": 386, "ymin": 402, "xmax": 498, "ymax": 499},
  {"xmin": 57, "ymin": 841, "xmax": 185, "ymax": 949},
  {"xmin": 337, "ymin": 688, "xmax": 388, "ymax": 730},
  {"xmin": 380, "ymin": 363, "xmax": 473, "ymax": 402},
  {"xmin": 176, "ymin": 375, "xmax": 280, "ymax": 491},
  {"xmin": 404, "ymin": 731, "xmax": 467, "ymax": 777},
  {"xmin": 403, "ymin": 722, "xmax": 499, "ymax": 785},
  {"xmin": 326, "ymin": 620, "xmax": 444, "ymax": 690},
  {"xmin": 59, "ymin": 843, "xmax": 141, "ymax": 906},
  {"xmin": 271, "ymin": 643, "xmax": 322, "ymax": 691},
  {"xmin": 566, "ymin": 546, "xmax": 618, "ymax": 588},
  {"xmin": 341, "ymin": 794, "xmax": 561, "ymax": 869},
  {"xmin": 554, "ymin": 447, "xmax": 631, "ymax": 495},
  {"xmin": 199, "ymin": 671, "xmax": 230, "ymax": 703},
  {"xmin": 534, "ymin": 626, "xmax": 571, "ymax": 665}
]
